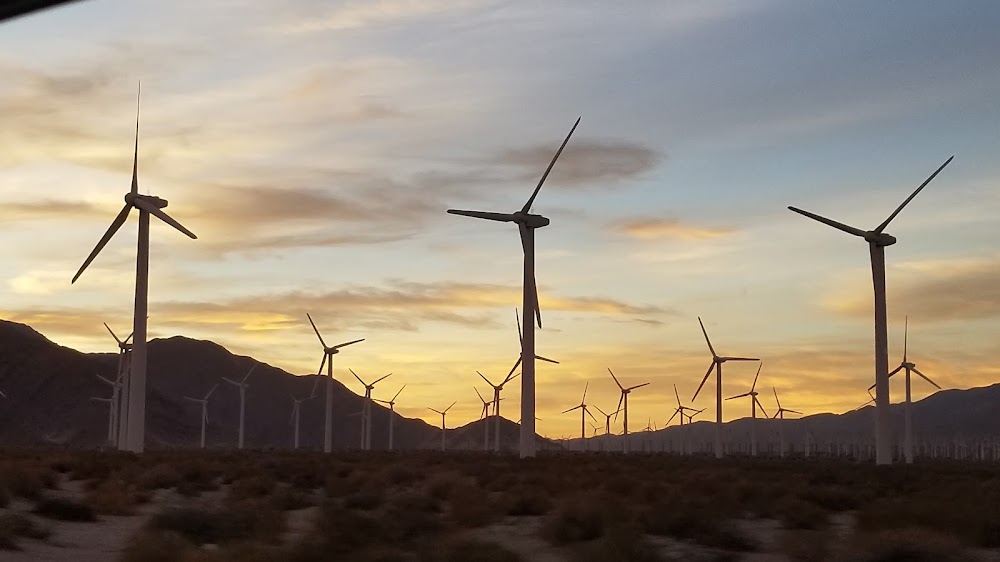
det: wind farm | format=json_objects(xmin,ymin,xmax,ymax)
[{"xmin": 2, "ymin": 1, "xmax": 1000, "ymax": 560}]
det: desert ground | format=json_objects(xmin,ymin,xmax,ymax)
[{"xmin": 0, "ymin": 450, "xmax": 998, "ymax": 561}]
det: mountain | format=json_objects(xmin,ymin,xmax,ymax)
[
  {"xmin": 0, "ymin": 319, "xmax": 555, "ymax": 451},
  {"xmin": 566, "ymin": 383, "xmax": 1000, "ymax": 454}
]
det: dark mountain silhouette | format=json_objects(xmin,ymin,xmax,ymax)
[
  {"xmin": 0, "ymin": 319, "xmax": 555, "ymax": 451},
  {"xmin": 568, "ymin": 383, "xmax": 1000, "ymax": 455}
]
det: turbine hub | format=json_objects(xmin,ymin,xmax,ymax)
[
  {"xmin": 903, "ymin": 361, "xmax": 915, "ymax": 369},
  {"xmin": 864, "ymin": 231, "xmax": 897, "ymax": 247},
  {"xmin": 514, "ymin": 211, "xmax": 550, "ymax": 228}
]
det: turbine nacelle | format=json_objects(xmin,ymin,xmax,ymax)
[
  {"xmin": 513, "ymin": 211, "xmax": 550, "ymax": 228},
  {"xmin": 864, "ymin": 230, "xmax": 897, "ymax": 247},
  {"xmin": 125, "ymin": 192, "xmax": 168, "ymax": 209}
]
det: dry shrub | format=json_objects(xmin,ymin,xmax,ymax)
[
  {"xmin": 429, "ymin": 536, "xmax": 520, "ymax": 562},
  {"xmin": 138, "ymin": 463, "xmax": 182, "ymax": 490},
  {"xmin": 34, "ymin": 496, "xmax": 96, "ymax": 521},
  {"xmin": 504, "ymin": 483, "xmax": 552, "ymax": 516},
  {"xmin": 230, "ymin": 474, "xmax": 277, "ymax": 501},
  {"xmin": 86, "ymin": 478, "xmax": 148, "ymax": 515},
  {"xmin": 0, "ymin": 513, "xmax": 51, "ymax": 550},
  {"xmin": 777, "ymin": 529, "xmax": 832, "ymax": 561},
  {"xmin": 149, "ymin": 501, "xmax": 285, "ymax": 546},
  {"xmin": 0, "ymin": 464, "xmax": 46, "ymax": 499},
  {"xmin": 853, "ymin": 528, "xmax": 968, "ymax": 562},
  {"xmin": 778, "ymin": 497, "xmax": 829, "ymax": 530},
  {"xmin": 122, "ymin": 530, "xmax": 191, "ymax": 562},
  {"xmin": 269, "ymin": 486, "xmax": 314, "ymax": 511}
]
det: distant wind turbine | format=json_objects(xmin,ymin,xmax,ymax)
[
  {"xmin": 788, "ymin": 156, "xmax": 954, "ymax": 465},
  {"xmin": 428, "ymin": 402, "xmax": 456, "ymax": 452},
  {"xmin": 222, "ymin": 365, "xmax": 255, "ymax": 450},
  {"xmin": 306, "ymin": 313, "xmax": 364, "ymax": 453},
  {"xmin": 351, "ymin": 369, "xmax": 391, "ymax": 451},
  {"xmin": 447, "ymin": 119, "xmax": 580, "ymax": 458},
  {"xmin": 771, "ymin": 386, "xmax": 802, "ymax": 458},
  {"xmin": 475, "ymin": 387, "xmax": 495, "ymax": 451},
  {"xmin": 666, "ymin": 384, "xmax": 699, "ymax": 427},
  {"xmin": 183, "ymin": 383, "xmax": 217, "ymax": 449},
  {"xmin": 868, "ymin": 316, "xmax": 941, "ymax": 464},
  {"xmin": 561, "ymin": 382, "xmax": 597, "ymax": 443},
  {"xmin": 725, "ymin": 363, "xmax": 768, "ymax": 456},
  {"xmin": 89, "ymin": 396, "xmax": 116, "ymax": 445},
  {"xmin": 609, "ymin": 368, "xmax": 649, "ymax": 454},
  {"xmin": 289, "ymin": 390, "xmax": 315, "ymax": 450},
  {"xmin": 478, "ymin": 369, "xmax": 520, "ymax": 453},
  {"xmin": 95, "ymin": 372, "xmax": 121, "ymax": 446},
  {"xmin": 374, "ymin": 384, "xmax": 405, "ymax": 451},
  {"xmin": 71, "ymin": 85, "xmax": 197, "ymax": 454},
  {"xmin": 103, "ymin": 323, "xmax": 132, "ymax": 450},
  {"xmin": 593, "ymin": 405, "xmax": 620, "ymax": 436},
  {"xmin": 692, "ymin": 317, "xmax": 759, "ymax": 459}
]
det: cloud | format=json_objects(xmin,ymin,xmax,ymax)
[
  {"xmin": 270, "ymin": 0, "xmax": 479, "ymax": 35},
  {"xmin": 614, "ymin": 217, "xmax": 733, "ymax": 240},
  {"xmin": 0, "ymin": 200, "xmax": 106, "ymax": 223},
  {"xmin": 499, "ymin": 140, "xmax": 662, "ymax": 188},
  {"xmin": 825, "ymin": 256, "xmax": 1000, "ymax": 322}
]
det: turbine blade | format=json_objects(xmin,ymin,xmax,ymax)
[
  {"xmin": 478, "ymin": 371, "xmax": 496, "ymax": 388},
  {"xmin": 132, "ymin": 198, "xmax": 197, "ymax": 239},
  {"xmin": 241, "ymin": 364, "xmax": 256, "ymax": 383},
  {"xmin": 673, "ymin": 383, "xmax": 681, "ymax": 406},
  {"xmin": 585, "ymin": 407, "xmax": 597, "ymax": 422},
  {"xmin": 316, "ymin": 353, "xmax": 327, "ymax": 377},
  {"xmin": 204, "ymin": 383, "xmax": 218, "ymax": 400},
  {"xmin": 692, "ymin": 361, "xmax": 715, "ymax": 401},
  {"xmin": 536, "ymin": 354, "xmax": 559, "ymax": 364},
  {"xmin": 751, "ymin": 362, "xmax": 762, "ymax": 392},
  {"xmin": 666, "ymin": 409, "xmax": 678, "ymax": 425},
  {"xmin": 475, "ymin": 387, "xmax": 487, "ymax": 403},
  {"xmin": 505, "ymin": 356, "xmax": 522, "ymax": 382},
  {"xmin": 447, "ymin": 209, "xmax": 517, "ymax": 222},
  {"xmin": 726, "ymin": 393, "xmax": 750, "ymax": 400},
  {"xmin": 874, "ymin": 156, "xmax": 954, "ymax": 234},
  {"xmin": 562, "ymin": 405, "xmax": 582, "ymax": 414},
  {"xmin": 581, "ymin": 381, "xmax": 589, "ymax": 404},
  {"xmin": 903, "ymin": 315, "xmax": 909, "ymax": 362},
  {"xmin": 372, "ymin": 372, "xmax": 392, "ymax": 385},
  {"xmin": 721, "ymin": 356, "xmax": 760, "ymax": 362},
  {"xmin": 515, "ymin": 307, "xmax": 523, "ymax": 344},
  {"xmin": 222, "ymin": 377, "xmax": 240, "ymax": 386},
  {"xmin": 754, "ymin": 396, "xmax": 768, "ymax": 418},
  {"xmin": 521, "ymin": 117, "xmax": 580, "ymax": 213},
  {"xmin": 306, "ymin": 314, "xmax": 328, "ymax": 348},
  {"xmin": 350, "ymin": 368, "xmax": 365, "ymax": 386},
  {"xmin": 911, "ymin": 367, "xmax": 941, "ymax": 390},
  {"xmin": 787, "ymin": 206, "xmax": 867, "ymax": 238},
  {"xmin": 104, "ymin": 323, "xmax": 123, "ymax": 345},
  {"xmin": 333, "ymin": 338, "xmax": 364, "ymax": 350},
  {"xmin": 392, "ymin": 384, "xmax": 406, "ymax": 401},
  {"xmin": 787, "ymin": 410, "xmax": 803, "ymax": 415},
  {"xmin": 697, "ymin": 317, "xmax": 717, "ymax": 357},
  {"xmin": 445, "ymin": 401, "xmax": 456, "ymax": 413},
  {"xmin": 888, "ymin": 365, "xmax": 904, "ymax": 379},
  {"xmin": 608, "ymin": 368, "xmax": 624, "ymax": 390},
  {"xmin": 614, "ymin": 394, "xmax": 624, "ymax": 420},
  {"xmin": 772, "ymin": 386, "xmax": 781, "ymax": 409},
  {"xmin": 593, "ymin": 405, "xmax": 607, "ymax": 417},
  {"xmin": 72, "ymin": 203, "xmax": 132, "ymax": 284},
  {"xmin": 628, "ymin": 382, "xmax": 650, "ymax": 391}
]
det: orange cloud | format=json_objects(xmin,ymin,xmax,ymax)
[{"xmin": 614, "ymin": 217, "xmax": 733, "ymax": 240}]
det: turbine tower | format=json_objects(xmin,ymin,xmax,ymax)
[
  {"xmin": 222, "ymin": 365, "xmax": 255, "ymax": 450},
  {"xmin": 609, "ymin": 368, "xmax": 649, "ymax": 454},
  {"xmin": 787, "ymin": 156, "xmax": 953, "ymax": 465},
  {"xmin": 772, "ymin": 386, "xmax": 802, "ymax": 458},
  {"xmin": 95, "ymin": 372, "xmax": 121, "ymax": 446},
  {"xmin": 89, "ymin": 396, "xmax": 115, "ymax": 445},
  {"xmin": 103, "ymin": 323, "xmax": 132, "ymax": 450},
  {"xmin": 561, "ymin": 382, "xmax": 597, "ymax": 445},
  {"xmin": 289, "ymin": 390, "xmax": 315, "ymax": 450},
  {"xmin": 351, "ymin": 369, "xmax": 391, "ymax": 451},
  {"xmin": 478, "ymin": 369, "xmax": 520, "ymax": 453},
  {"xmin": 306, "ymin": 313, "xmax": 364, "ymax": 453},
  {"xmin": 374, "ymin": 385, "xmax": 406, "ymax": 451},
  {"xmin": 725, "ymin": 363, "xmax": 768, "ymax": 456},
  {"xmin": 692, "ymin": 317, "xmax": 759, "ymax": 459},
  {"xmin": 593, "ymin": 405, "xmax": 620, "ymax": 435},
  {"xmin": 447, "ymin": 118, "xmax": 580, "ymax": 458},
  {"xmin": 183, "ymin": 383, "xmax": 217, "ymax": 449},
  {"xmin": 428, "ymin": 402, "xmax": 456, "ymax": 452},
  {"xmin": 475, "ymin": 387, "xmax": 494, "ymax": 451},
  {"xmin": 868, "ymin": 317, "xmax": 941, "ymax": 464},
  {"xmin": 72, "ymin": 85, "xmax": 197, "ymax": 453}
]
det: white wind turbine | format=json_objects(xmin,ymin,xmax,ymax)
[
  {"xmin": 103, "ymin": 323, "xmax": 132, "ymax": 449},
  {"xmin": 89, "ymin": 396, "xmax": 116, "ymax": 445},
  {"xmin": 561, "ymin": 382, "xmax": 597, "ymax": 443},
  {"xmin": 771, "ymin": 386, "xmax": 802, "ymax": 458},
  {"xmin": 183, "ymin": 383, "xmax": 218, "ymax": 449},
  {"xmin": 475, "ymin": 387, "xmax": 496, "ymax": 451},
  {"xmin": 222, "ymin": 365, "xmax": 255, "ymax": 450},
  {"xmin": 350, "ymin": 369, "xmax": 391, "ymax": 451},
  {"xmin": 374, "ymin": 384, "xmax": 406, "ymax": 451},
  {"xmin": 72, "ymin": 85, "xmax": 198, "ymax": 454},
  {"xmin": 447, "ymin": 119, "xmax": 580, "ymax": 458},
  {"xmin": 692, "ymin": 317, "xmax": 759, "ymax": 459},
  {"xmin": 95, "ymin": 372, "xmax": 121, "ymax": 446},
  {"xmin": 609, "ymin": 368, "xmax": 650, "ymax": 454},
  {"xmin": 478, "ymin": 369, "xmax": 520, "ymax": 453},
  {"xmin": 724, "ymin": 364, "xmax": 768, "ymax": 456},
  {"xmin": 289, "ymin": 390, "xmax": 315, "ymax": 450},
  {"xmin": 788, "ymin": 156, "xmax": 954, "ymax": 465},
  {"xmin": 306, "ymin": 313, "xmax": 364, "ymax": 453},
  {"xmin": 868, "ymin": 316, "xmax": 941, "ymax": 464},
  {"xmin": 428, "ymin": 401, "xmax": 456, "ymax": 452}
]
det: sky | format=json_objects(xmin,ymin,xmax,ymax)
[{"xmin": 1, "ymin": 0, "xmax": 999, "ymax": 439}]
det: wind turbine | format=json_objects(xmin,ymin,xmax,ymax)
[
  {"xmin": 289, "ymin": 390, "xmax": 315, "ymax": 450},
  {"xmin": 222, "ymin": 365, "xmax": 255, "ymax": 450},
  {"xmin": 350, "ymin": 369, "xmax": 391, "ymax": 451},
  {"xmin": 447, "ymin": 119, "xmax": 580, "ymax": 458},
  {"xmin": 71, "ymin": 85, "xmax": 197, "ymax": 453},
  {"xmin": 692, "ymin": 317, "xmax": 759, "ymax": 459},
  {"xmin": 787, "ymin": 156, "xmax": 954, "ymax": 465},
  {"xmin": 478, "ymin": 369, "xmax": 520, "ymax": 453},
  {"xmin": 771, "ymin": 386, "xmax": 802, "ymax": 458},
  {"xmin": 666, "ymin": 384, "xmax": 699, "ymax": 427},
  {"xmin": 725, "ymin": 363, "xmax": 768, "ymax": 456},
  {"xmin": 183, "ymin": 383, "xmax": 217, "ymax": 449},
  {"xmin": 374, "ymin": 385, "xmax": 405, "ymax": 451},
  {"xmin": 593, "ymin": 405, "xmax": 620, "ymax": 436},
  {"xmin": 868, "ymin": 317, "xmax": 941, "ymax": 464},
  {"xmin": 475, "ymin": 387, "xmax": 494, "ymax": 451},
  {"xmin": 306, "ymin": 313, "xmax": 364, "ymax": 453},
  {"xmin": 428, "ymin": 401, "xmax": 456, "ymax": 452},
  {"xmin": 608, "ymin": 368, "xmax": 649, "ymax": 454},
  {"xmin": 89, "ymin": 396, "xmax": 116, "ymax": 445},
  {"xmin": 561, "ymin": 382, "xmax": 597, "ymax": 444},
  {"xmin": 103, "ymin": 323, "xmax": 132, "ymax": 449},
  {"xmin": 95, "ymin": 372, "xmax": 121, "ymax": 446}
]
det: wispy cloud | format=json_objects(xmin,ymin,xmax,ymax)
[
  {"xmin": 614, "ymin": 217, "xmax": 733, "ymax": 240},
  {"xmin": 499, "ymin": 140, "xmax": 662, "ymax": 188}
]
